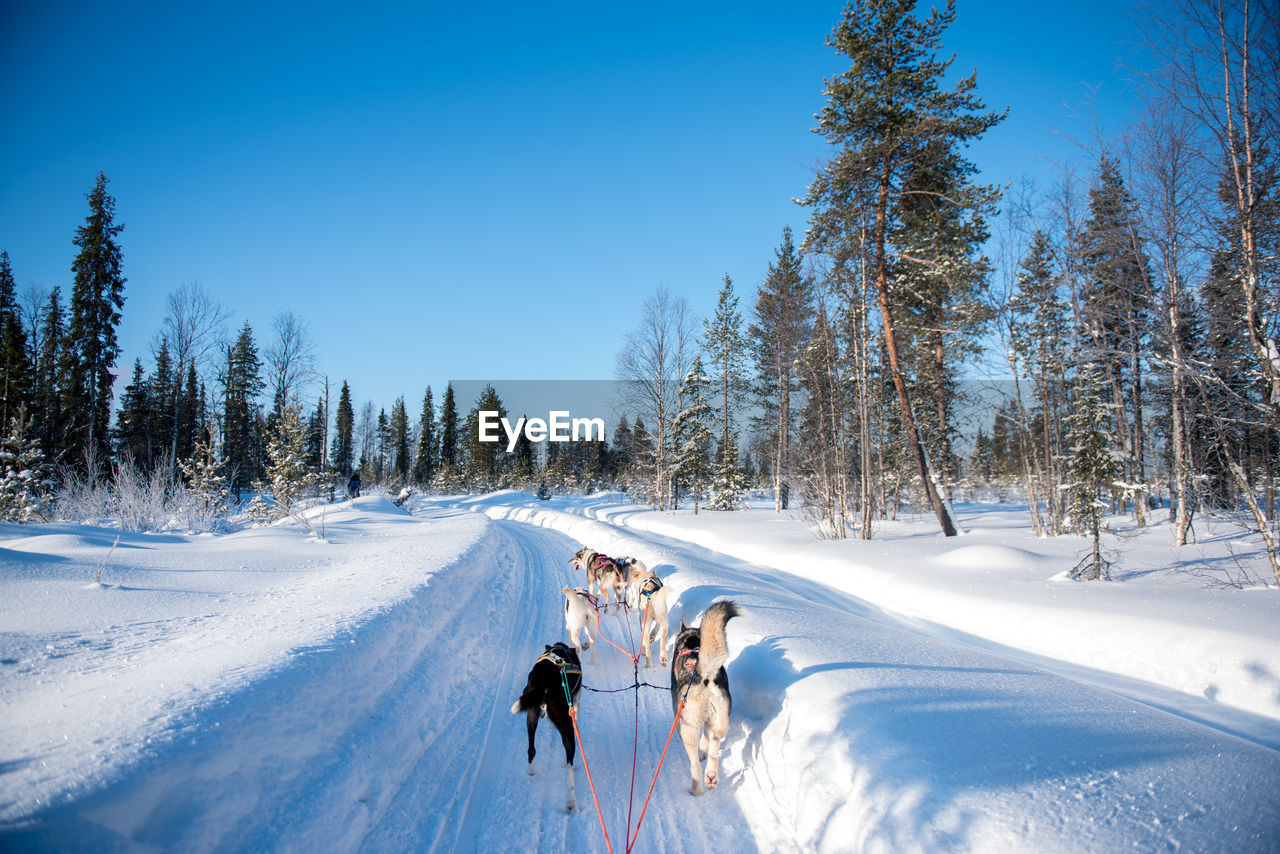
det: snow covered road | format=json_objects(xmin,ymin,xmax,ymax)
[{"xmin": 2, "ymin": 494, "xmax": 1279, "ymax": 851}]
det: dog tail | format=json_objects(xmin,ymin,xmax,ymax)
[
  {"xmin": 695, "ymin": 600, "xmax": 740, "ymax": 681},
  {"xmin": 511, "ymin": 685, "xmax": 546, "ymax": 715}
]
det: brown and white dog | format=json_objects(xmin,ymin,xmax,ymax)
[
  {"xmin": 670, "ymin": 601, "xmax": 740, "ymax": 796},
  {"xmin": 568, "ymin": 547, "xmax": 625, "ymax": 612},
  {"xmin": 624, "ymin": 568, "xmax": 671, "ymax": 668}
]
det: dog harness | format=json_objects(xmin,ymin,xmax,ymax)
[
  {"xmin": 538, "ymin": 647, "xmax": 583, "ymax": 682},
  {"xmin": 638, "ymin": 576, "xmax": 663, "ymax": 602},
  {"xmin": 589, "ymin": 553, "xmax": 620, "ymax": 574},
  {"xmin": 571, "ymin": 586, "xmax": 598, "ymax": 608}
]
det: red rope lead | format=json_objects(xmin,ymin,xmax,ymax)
[
  {"xmin": 627, "ymin": 700, "xmax": 686, "ymax": 853},
  {"xmin": 569, "ymin": 706, "xmax": 614, "ymax": 854}
]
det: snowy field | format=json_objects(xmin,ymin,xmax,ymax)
[{"xmin": 1, "ymin": 491, "xmax": 1278, "ymax": 852}]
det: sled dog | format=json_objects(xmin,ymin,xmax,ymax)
[
  {"xmin": 511, "ymin": 642, "xmax": 583, "ymax": 812},
  {"xmin": 562, "ymin": 585, "xmax": 598, "ymax": 665},
  {"xmin": 569, "ymin": 547, "xmax": 625, "ymax": 612},
  {"xmin": 625, "ymin": 568, "xmax": 670, "ymax": 668},
  {"xmin": 670, "ymin": 600, "xmax": 741, "ymax": 795}
]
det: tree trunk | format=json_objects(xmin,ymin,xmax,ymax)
[{"xmin": 871, "ymin": 163, "xmax": 958, "ymax": 537}]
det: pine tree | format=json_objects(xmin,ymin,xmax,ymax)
[
  {"xmin": 265, "ymin": 397, "xmax": 317, "ymax": 517},
  {"xmin": 439, "ymin": 383, "xmax": 461, "ymax": 482},
  {"xmin": 221, "ymin": 322, "xmax": 264, "ymax": 501},
  {"xmin": 703, "ymin": 274, "xmax": 750, "ymax": 466},
  {"xmin": 375, "ymin": 408, "xmax": 389, "ymax": 484},
  {"xmin": 64, "ymin": 172, "xmax": 127, "ymax": 467},
  {"xmin": 749, "ymin": 227, "xmax": 813, "ymax": 511},
  {"xmin": 1008, "ymin": 229, "xmax": 1070, "ymax": 532},
  {"xmin": 390, "ymin": 396, "xmax": 410, "ymax": 485},
  {"xmin": 413, "ymin": 386, "xmax": 437, "ymax": 486},
  {"xmin": 34, "ymin": 287, "xmax": 66, "ymax": 462},
  {"xmin": 0, "ymin": 408, "xmax": 50, "ymax": 522},
  {"xmin": 1075, "ymin": 155, "xmax": 1154, "ymax": 525},
  {"xmin": 1064, "ymin": 362, "xmax": 1118, "ymax": 580},
  {"xmin": 802, "ymin": 0, "xmax": 1003, "ymax": 537},
  {"xmin": 672, "ymin": 355, "xmax": 716, "ymax": 513},
  {"xmin": 331, "ymin": 380, "xmax": 355, "ymax": 476},
  {"xmin": 179, "ymin": 424, "xmax": 229, "ymax": 529},
  {"xmin": 0, "ymin": 252, "xmax": 33, "ymax": 430},
  {"xmin": 464, "ymin": 384, "xmax": 507, "ymax": 490},
  {"xmin": 114, "ymin": 359, "xmax": 153, "ymax": 467}
]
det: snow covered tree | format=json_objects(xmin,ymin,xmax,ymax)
[
  {"xmin": 179, "ymin": 423, "xmax": 229, "ymax": 530},
  {"xmin": 672, "ymin": 355, "xmax": 716, "ymax": 513},
  {"xmin": 464, "ymin": 384, "xmax": 507, "ymax": 490},
  {"xmin": 702, "ymin": 274, "xmax": 750, "ymax": 511},
  {"xmin": 1064, "ymin": 362, "xmax": 1118, "ymax": 580},
  {"xmin": 266, "ymin": 398, "xmax": 317, "ymax": 518},
  {"xmin": 330, "ymin": 380, "xmax": 355, "ymax": 476},
  {"xmin": 64, "ymin": 172, "xmax": 127, "ymax": 468},
  {"xmin": 1075, "ymin": 155, "xmax": 1155, "ymax": 525},
  {"xmin": 0, "ymin": 408, "xmax": 50, "ymax": 522},
  {"xmin": 413, "ymin": 386, "xmax": 437, "ymax": 486}
]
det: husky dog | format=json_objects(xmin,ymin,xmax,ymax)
[
  {"xmin": 624, "ymin": 568, "xmax": 670, "ymax": 668},
  {"xmin": 569, "ymin": 547, "xmax": 625, "ymax": 613},
  {"xmin": 511, "ymin": 642, "xmax": 583, "ymax": 812},
  {"xmin": 670, "ymin": 601, "xmax": 741, "ymax": 796},
  {"xmin": 562, "ymin": 585, "xmax": 598, "ymax": 665}
]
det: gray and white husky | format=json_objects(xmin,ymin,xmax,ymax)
[{"xmin": 669, "ymin": 600, "xmax": 741, "ymax": 796}]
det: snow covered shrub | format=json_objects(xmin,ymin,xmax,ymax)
[
  {"xmin": 111, "ymin": 453, "xmax": 180, "ymax": 533},
  {"xmin": 245, "ymin": 492, "xmax": 275, "ymax": 526},
  {"xmin": 54, "ymin": 450, "xmax": 113, "ymax": 523}
]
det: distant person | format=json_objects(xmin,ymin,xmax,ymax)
[{"xmin": 347, "ymin": 471, "xmax": 361, "ymax": 499}]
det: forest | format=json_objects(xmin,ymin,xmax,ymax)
[{"xmin": 0, "ymin": 0, "xmax": 1275, "ymax": 583}]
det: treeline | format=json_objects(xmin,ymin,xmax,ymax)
[{"xmin": 614, "ymin": 0, "xmax": 1278, "ymax": 582}]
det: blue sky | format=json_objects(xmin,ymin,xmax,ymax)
[{"xmin": 1, "ymin": 1, "xmax": 1141, "ymax": 418}]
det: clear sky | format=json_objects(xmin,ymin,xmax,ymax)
[{"xmin": 1, "ymin": 0, "xmax": 1142, "ymax": 418}]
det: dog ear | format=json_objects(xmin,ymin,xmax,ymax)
[{"xmin": 544, "ymin": 644, "xmax": 552, "ymax": 652}]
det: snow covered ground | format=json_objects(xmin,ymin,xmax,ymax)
[{"xmin": 1, "ymin": 491, "xmax": 1278, "ymax": 852}]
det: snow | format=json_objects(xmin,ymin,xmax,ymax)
[{"xmin": 2, "ymin": 491, "xmax": 1279, "ymax": 852}]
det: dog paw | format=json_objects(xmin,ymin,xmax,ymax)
[
  {"xmin": 705, "ymin": 771, "xmax": 718, "ymax": 790},
  {"xmin": 527, "ymin": 762, "xmax": 538, "ymax": 776},
  {"xmin": 566, "ymin": 800, "xmax": 576, "ymax": 813},
  {"xmin": 690, "ymin": 781, "xmax": 705, "ymax": 796}
]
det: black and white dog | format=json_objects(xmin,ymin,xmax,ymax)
[
  {"xmin": 511, "ymin": 641, "xmax": 583, "ymax": 812},
  {"xmin": 670, "ymin": 601, "xmax": 741, "ymax": 796}
]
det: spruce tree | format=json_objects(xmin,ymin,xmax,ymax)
[
  {"xmin": 65, "ymin": 172, "xmax": 127, "ymax": 467},
  {"xmin": 413, "ymin": 386, "xmax": 437, "ymax": 486},
  {"xmin": 749, "ymin": 227, "xmax": 813, "ymax": 511},
  {"xmin": 0, "ymin": 408, "xmax": 50, "ymax": 522},
  {"xmin": 390, "ymin": 396, "xmax": 410, "ymax": 485},
  {"xmin": 114, "ymin": 359, "xmax": 153, "ymax": 466},
  {"xmin": 221, "ymin": 322, "xmax": 264, "ymax": 501},
  {"xmin": 439, "ymin": 383, "xmax": 461, "ymax": 482},
  {"xmin": 672, "ymin": 355, "xmax": 716, "ymax": 513},
  {"xmin": 331, "ymin": 380, "xmax": 355, "ymax": 476},
  {"xmin": 179, "ymin": 424, "xmax": 229, "ymax": 530},
  {"xmin": 1076, "ymin": 155, "xmax": 1154, "ymax": 524},
  {"xmin": 464, "ymin": 384, "xmax": 507, "ymax": 490},
  {"xmin": 1065, "ymin": 362, "xmax": 1117, "ymax": 580},
  {"xmin": 34, "ymin": 287, "xmax": 66, "ymax": 461},
  {"xmin": 0, "ymin": 252, "xmax": 33, "ymax": 430},
  {"xmin": 266, "ymin": 397, "xmax": 317, "ymax": 517}
]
